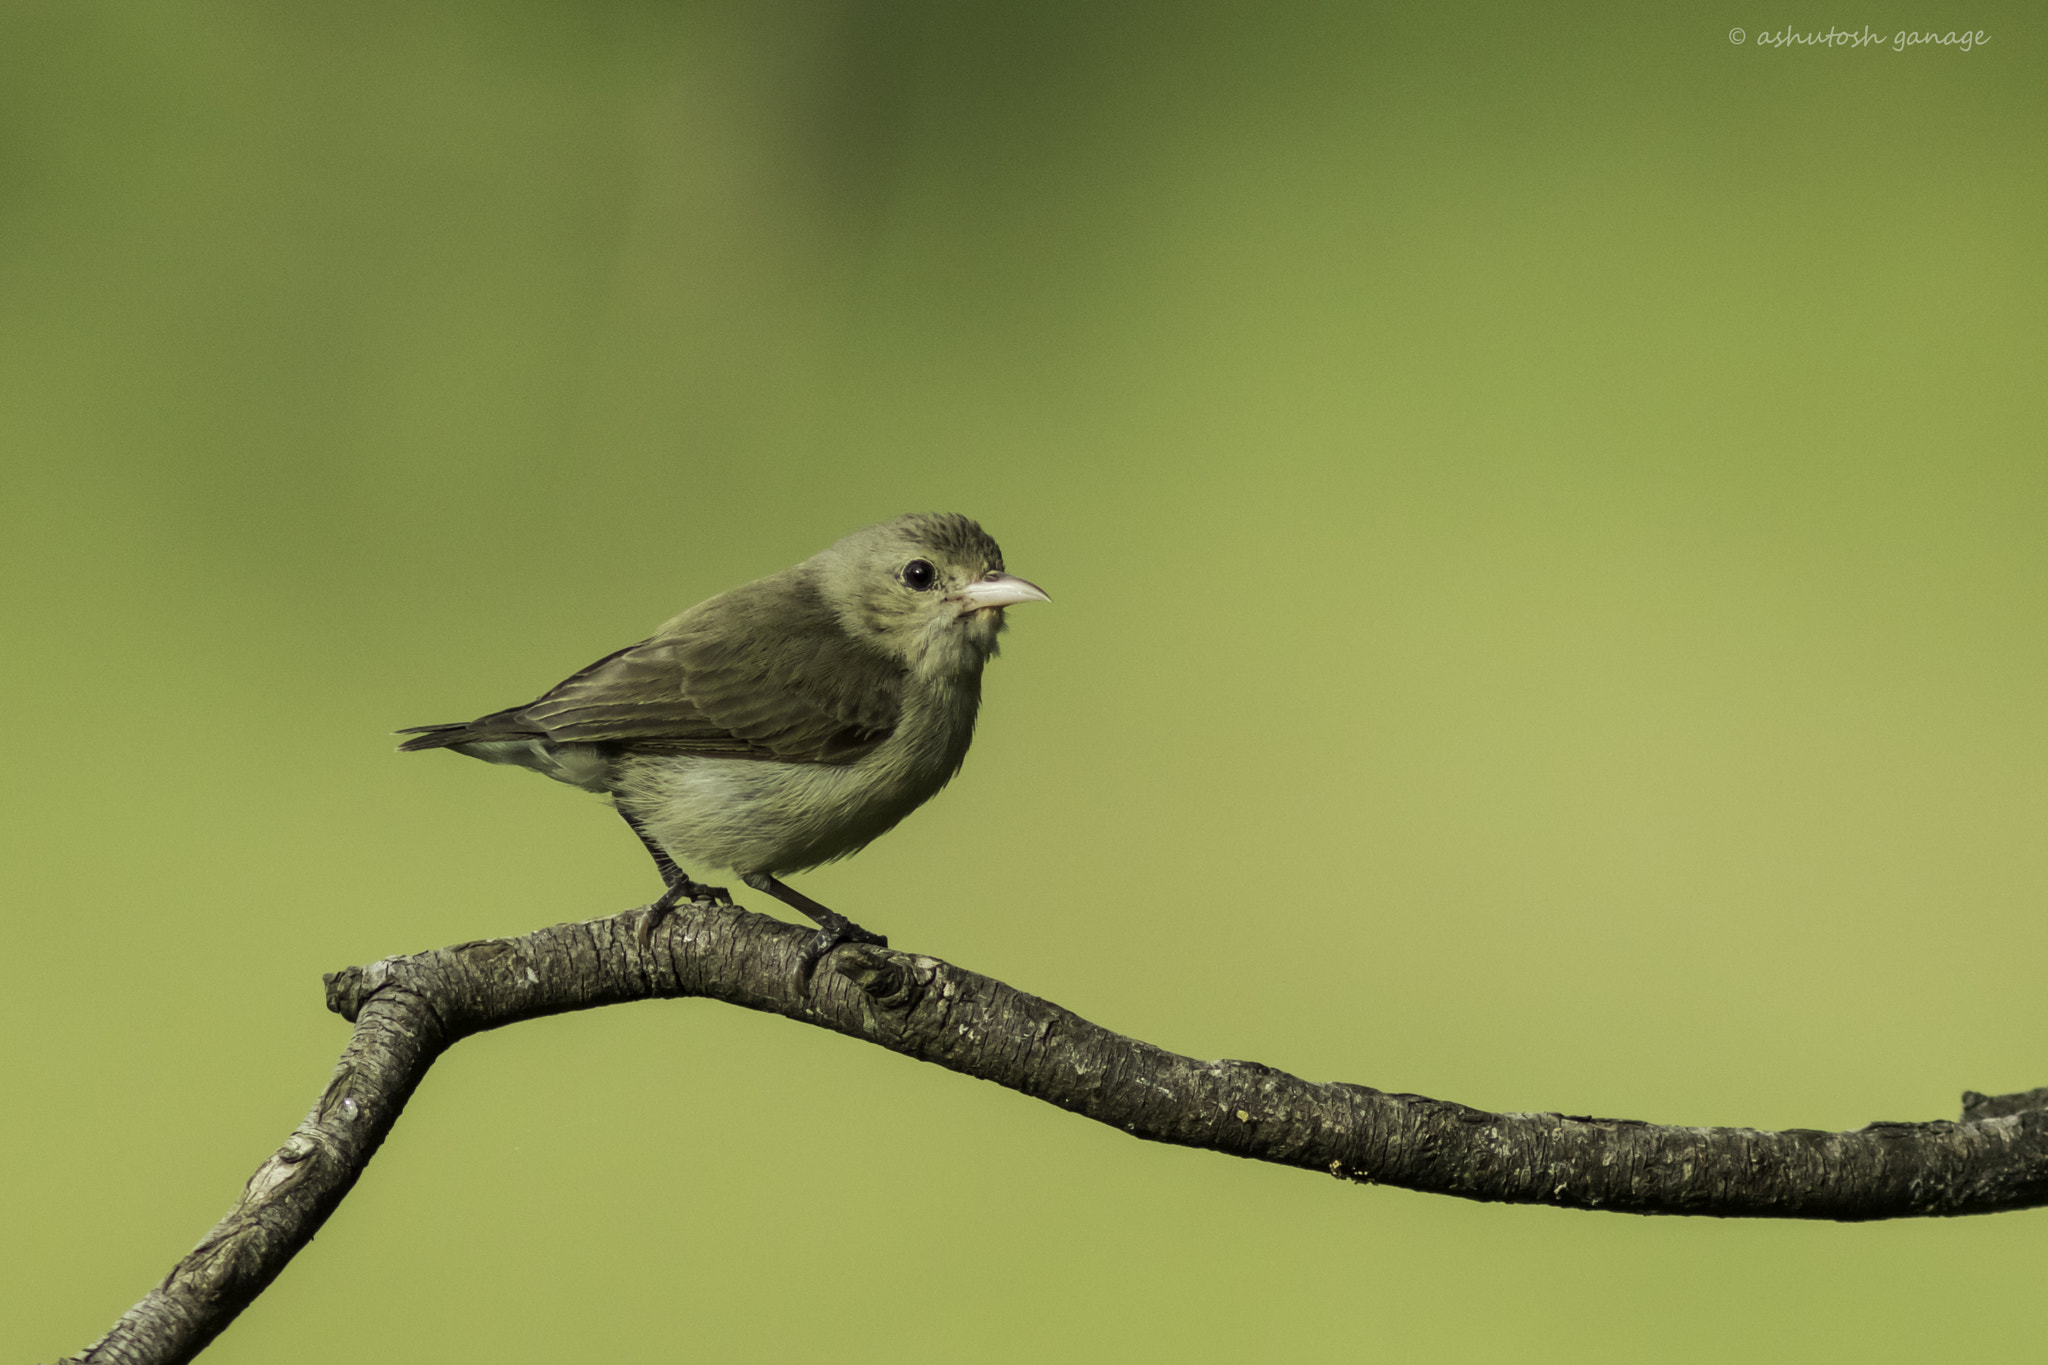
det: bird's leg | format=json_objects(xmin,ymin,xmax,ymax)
[
  {"xmin": 621, "ymin": 811, "xmax": 732, "ymax": 905},
  {"xmin": 738, "ymin": 871, "xmax": 888, "ymax": 982},
  {"xmin": 620, "ymin": 810, "xmax": 730, "ymax": 948}
]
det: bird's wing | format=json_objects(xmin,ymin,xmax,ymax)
[{"xmin": 418, "ymin": 575, "xmax": 905, "ymax": 764}]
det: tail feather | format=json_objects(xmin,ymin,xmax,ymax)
[
  {"xmin": 396, "ymin": 704, "xmax": 542, "ymax": 752},
  {"xmin": 396, "ymin": 716, "xmax": 611, "ymax": 792},
  {"xmin": 395, "ymin": 723, "xmax": 475, "ymax": 752}
]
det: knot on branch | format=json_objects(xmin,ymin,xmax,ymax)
[{"xmin": 832, "ymin": 945, "xmax": 929, "ymax": 1013}]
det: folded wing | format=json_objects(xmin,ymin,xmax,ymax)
[{"xmin": 399, "ymin": 575, "xmax": 904, "ymax": 765}]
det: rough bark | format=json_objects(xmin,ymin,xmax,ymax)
[{"xmin": 63, "ymin": 900, "xmax": 2048, "ymax": 1365}]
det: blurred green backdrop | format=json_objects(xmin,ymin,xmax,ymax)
[{"xmin": 5, "ymin": 2, "xmax": 2045, "ymax": 1360}]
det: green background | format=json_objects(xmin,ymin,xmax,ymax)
[{"xmin": 6, "ymin": 3, "xmax": 2044, "ymax": 1359}]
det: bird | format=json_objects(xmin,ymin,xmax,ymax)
[{"xmin": 397, "ymin": 513, "xmax": 1049, "ymax": 971}]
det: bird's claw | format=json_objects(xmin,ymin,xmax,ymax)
[
  {"xmin": 636, "ymin": 897, "xmax": 674, "ymax": 950},
  {"xmin": 678, "ymin": 877, "xmax": 731, "ymax": 905},
  {"xmin": 792, "ymin": 914, "xmax": 889, "ymax": 989},
  {"xmin": 636, "ymin": 877, "xmax": 735, "ymax": 949}
]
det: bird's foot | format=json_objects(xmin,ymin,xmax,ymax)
[
  {"xmin": 735, "ymin": 870, "xmax": 889, "ymax": 989},
  {"xmin": 792, "ymin": 912, "xmax": 889, "ymax": 989},
  {"xmin": 676, "ymin": 875, "xmax": 732, "ymax": 906},
  {"xmin": 636, "ymin": 876, "xmax": 734, "ymax": 949}
]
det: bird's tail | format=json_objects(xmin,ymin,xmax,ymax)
[
  {"xmin": 395, "ymin": 716, "xmax": 609, "ymax": 792},
  {"xmin": 395, "ymin": 723, "xmax": 475, "ymax": 752}
]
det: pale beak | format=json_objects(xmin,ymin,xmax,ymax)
[{"xmin": 955, "ymin": 573, "xmax": 1052, "ymax": 611}]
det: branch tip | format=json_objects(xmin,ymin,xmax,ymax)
[
  {"xmin": 322, "ymin": 967, "xmax": 364, "ymax": 1022},
  {"xmin": 1961, "ymin": 1087, "xmax": 2048, "ymax": 1122}
]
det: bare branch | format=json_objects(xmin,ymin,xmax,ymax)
[{"xmin": 64, "ymin": 901, "xmax": 2048, "ymax": 1365}]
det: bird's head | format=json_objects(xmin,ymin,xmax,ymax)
[{"xmin": 813, "ymin": 513, "xmax": 1050, "ymax": 678}]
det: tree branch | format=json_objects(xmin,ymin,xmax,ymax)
[{"xmin": 65, "ymin": 901, "xmax": 2048, "ymax": 1365}]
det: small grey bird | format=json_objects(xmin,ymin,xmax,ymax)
[{"xmin": 399, "ymin": 513, "xmax": 1049, "ymax": 964}]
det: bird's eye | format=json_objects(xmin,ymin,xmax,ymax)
[{"xmin": 902, "ymin": 559, "xmax": 937, "ymax": 591}]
